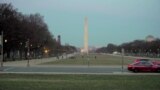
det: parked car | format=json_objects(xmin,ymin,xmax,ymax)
[
  {"xmin": 128, "ymin": 60, "xmax": 160, "ymax": 72},
  {"xmin": 134, "ymin": 59, "xmax": 151, "ymax": 63}
]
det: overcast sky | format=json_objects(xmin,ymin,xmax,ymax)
[{"xmin": 1, "ymin": 0, "xmax": 160, "ymax": 47}]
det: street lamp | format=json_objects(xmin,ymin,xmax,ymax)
[
  {"xmin": 150, "ymin": 49, "xmax": 152, "ymax": 57},
  {"xmin": 4, "ymin": 39, "xmax": 7, "ymax": 43},
  {"xmin": 121, "ymin": 48, "xmax": 124, "ymax": 73},
  {"xmin": 139, "ymin": 49, "xmax": 141, "ymax": 56},
  {"xmin": 26, "ymin": 39, "xmax": 30, "ymax": 67},
  {"xmin": 44, "ymin": 49, "xmax": 48, "ymax": 54},
  {"xmin": 0, "ymin": 31, "xmax": 3, "ymax": 68},
  {"xmin": 157, "ymin": 49, "xmax": 159, "ymax": 57}
]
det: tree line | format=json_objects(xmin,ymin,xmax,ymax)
[
  {"xmin": 96, "ymin": 39, "xmax": 160, "ymax": 57},
  {"xmin": 0, "ymin": 3, "xmax": 76, "ymax": 61}
]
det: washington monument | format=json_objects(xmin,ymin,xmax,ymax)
[{"xmin": 83, "ymin": 17, "xmax": 89, "ymax": 54}]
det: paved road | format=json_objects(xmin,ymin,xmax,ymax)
[
  {"xmin": 1, "ymin": 66, "xmax": 129, "ymax": 74},
  {"xmin": 0, "ymin": 66, "xmax": 159, "ymax": 75}
]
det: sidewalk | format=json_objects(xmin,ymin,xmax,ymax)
[
  {"xmin": 3, "ymin": 57, "xmax": 57, "ymax": 67},
  {"xmin": 3, "ymin": 53, "xmax": 75, "ymax": 67}
]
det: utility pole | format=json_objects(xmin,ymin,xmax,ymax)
[
  {"xmin": 0, "ymin": 31, "xmax": 3, "ymax": 67},
  {"xmin": 26, "ymin": 39, "xmax": 30, "ymax": 67},
  {"xmin": 87, "ymin": 53, "xmax": 90, "ymax": 67},
  {"xmin": 121, "ymin": 48, "xmax": 124, "ymax": 73}
]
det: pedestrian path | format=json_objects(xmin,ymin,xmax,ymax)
[
  {"xmin": 3, "ymin": 57, "xmax": 57, "ymax": 67},
  {"xmin": 3, "ymin": 53, "xmax": 75, "ymax": 67}
]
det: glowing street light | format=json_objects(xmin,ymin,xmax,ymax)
[
  {"xmin": 4, "ymin": 39, "xmax": 7, "ymax": 43},
  {"xmin": 44, "ymin": 49, "xmax": 48, "ymax": 54}
]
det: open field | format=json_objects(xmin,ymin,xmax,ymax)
[
  {"xmin": 41, "ymin": 54, "xmax": 157, "ymax": 65},
  {"xmin": 0, "ymin": 74, "xmax": 160, "ymax": 90}
]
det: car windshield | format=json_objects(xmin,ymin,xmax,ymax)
[
  {"xmin": 140, "ymin": 59, "xmax": 150, "ymax": 61},
  {"xmin": 134, "ymin": 62, "xmax": 153, "ymax": 66}
]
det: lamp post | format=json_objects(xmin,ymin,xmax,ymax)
[
  {"xmin": 121, "ymin": 48, "xmax": 124, "ymax": 73},
  {"xmin": 157, "ymin": 49, "xmax": 159, "ymax": 57},
  {"xmin": 26, "ymin": 39, "xmax": 30, "ymax": 67},
  {"xmin": 5, "ymin": 39, "xmax": 7, "ymax": 43},
  {"xmin": 0, "ymin": 31, "xmax": 3, "ymax": 68},
  {"xmin": 87, "ymin": 53, "xmax": 90, "ymax": 67},
  {"xmin": 150, "ymin": 49, "xmax": 152, "ymax": 57}
]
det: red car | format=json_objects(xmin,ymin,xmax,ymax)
[
  {"xmin": 128, "ymin": 61, "xmax": 160, "ymax": 72},
  {"xmin": 134, "ymin": 59, "xmax": 150, "ymax": 63}
]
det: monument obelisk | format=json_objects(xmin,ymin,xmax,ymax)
[{"xmin": 84, "ymin": 17, "xmax": 89, "ymax": 54}]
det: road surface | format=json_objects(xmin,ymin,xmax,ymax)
[{"xmin": 1, "ymin": 66, "xmax": 128, "ymax": 74}]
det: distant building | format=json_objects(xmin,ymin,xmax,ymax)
[
  {"xmin": 145, "ymin": 35, "xmax": 156, "ymax": 42},
  {"xmin": 113, "ymin": 51, "xmax": 120, "ymax": 55},
  {"xmin": 80, "ymin": 48, "xmax": 85, "ymax": 54}
]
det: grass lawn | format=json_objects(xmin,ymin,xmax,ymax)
[
  {"xmin": 41, "ymin": 54, "xmax": 140, "ymax": 65},
  {"xmin": 0, "ymin": 74, "xmax": 160, "ymax": 90}
]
